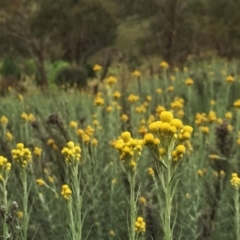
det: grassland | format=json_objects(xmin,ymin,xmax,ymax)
[{"xmin": 0, "ymin": 58, "xmax": 240, "ymax": 240}]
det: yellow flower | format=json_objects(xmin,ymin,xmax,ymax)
[
  {"xmin": 160, "ymin": 61, "xmax": 169, "ymax": 69},
  {"xmin": 6, "ymin": 132, "xmax": 13, "ymax": 141},
  {"xmin": 61, "ymin": 184, "xmax": 72, "ymax": 200},
  {"xmin": 34, "ymin": 147, "xmax": 42, "ymax": 156},
  {"xmin": 106, "ymin": 76, "xmax": 117, "ymax": 86},
  {"xmin": 156, "ymin": 88, "xmax": 162, "ymax": 94},
  {"xmin": 93, "ymin": 64, "xmax": 102, "ymax": 71},
  {"xmin": 0, "ymin": 116, "xmax": 8, "ymax": 125},
  {"xmin": 135, "ymin": 216, "xmax": 146, "ymax": 233},
  {"xmin": 94, "ymin": 96, "xmax": 104, "ymax": 106},
  {"xmin": 225, "ymin": 112, "xmax": 232, "ymax": 119},
  {"xmin": 209, "ymin": 154, "xmax": 221, "ymax": 160},
  {"xmin": 36, "ymin": 179, "xmax": 45, "ymax": 186},
  {"xmin": 106, "ymin": 106, "xmax": 113, "ymax": 113},
  {"xmin": 69, "ymin": 121, "xmax": 78, "ymax": 129},
  {"xmin": 231, "ymin": 173, "xmax": 240, "ymax": 188},
  {"xmin": 61, "ymin": 141, "xmax": 81, "ymax": 163},
  {"xmin": 234, "ymin": 99, "xmax": 240, "ymax": 108},
  {"xmin": 18, "ymin": 94, "xmax": 23, "ymax": 101},
  {"xmin": 113, "ymin": 91, "xmax": 121, "ymax": 99},
  {"xmin": 132, "ymin": 70, "xmax": 141, "ymax": 77},
  {"xmin": 176, "ymin": 145, "xmax": 186, "ymax": 154},
  {"xmin": 144, "ymin": 133, "xmax": 155, "ymax": 145},
  {"xmin": 109, "ymin": 230, "xmax": 115, "ymax": 236},
  {"xmin": 210, "ymin": 100, "xmax": 215, "ymax": 106},
  {"xmin": 139, "ymin": 196, "xmax": 146, "ymax": 204},
  {"xmin": 17, "ymin": 211, "xmax": 23, "ymax": 219},
  {"xmin": 121, "ymin": 114, "xmax": 129, "ymax": 122},
  {"xmin": 198, "ymin": 169, "xmax": 204, "ymax": 177},
  {"xmin": 168, "ymin": 86, "xmax": 174, "ymax": 92},
  {"xmin": 185, "ymin": 78, "xmax": 194, "ymax": 86},
  {"xmin": 160, "ymin": 111, "xmax": 173, "ymax": 123},
  {"xmin": 121, "ymin": 131, "xmax": 131, "ymax": 143},
  {"xmin": 200, "ymin": 126, "xmax": 209, "ymax": 134},
  {"xmin": 128, "ymin": 94, "xmax": 139, "ymax": 103},
  {"xmin": 148, "ymin": 167, "xmax": 154, "ymax": 176},
  {"xmin": 11, "ymin": 143, "xmax": 32, "ymax": 168},
  {"xmin": 226, "ymin": 75, "xmax": 234, "ymax": 83}
]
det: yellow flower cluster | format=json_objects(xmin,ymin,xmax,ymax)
[
  {"xmin": 61, "ymin": 184, "xmax": 72, "ymax": 200},
  {"xmin": 226, "ymin": 75, "xmax": 234, "ymax": 83},
  {"xmin": 93, "ymin": 64, "xmax": 102, "ymax": 71},
  {"xmin": 36, "ymin": 178, "xmax": 45, "ymax": 186},
  {"xmin": 34, "ymin": 147, "xmax": 42, "ymax": 156},
  {"xmin": 156, "ymin": 105, "xmax": 166, "ymax": 115},
  {"xmin": 0, "ymin": 156, "xmax": 11, "ymax": 181},
  {"xmin": 170, "ymin": 98, "xmax": 184, "ymax": 110},
  {"xmin": 94, "ymin": 92, "xmax": 104, "ymax": 106},
  {"xmin": 160, "ymin": 61, "xmax": 169, "ymax": 69},
  {"xmin": 132, "ymin": 70, "xmax": 141, "ymax": 77},
  {"xmin": 61, "ymin": 141, "xmax": 81, "ymax": 163},
  {"xmin": 11, "ymin": 143, "xmax": 32, "ymax": 168},
  {"xmin": 195, "ymin": 113, "xmax": 208, "ymax": 126},
  {"xmin": 230, "ymin": 173, "xmax": 240, "ymax": 189},
  {"xmin": 6, "ymin": 132, "xmax": 13, "ymax": 141},
  {"xmin": 0, "ymin": 115, "xmax": 8, "ymax": 125},
  {"xmin": 171, "ymin": 145, "xmax": 186, "ymax": 161},
  {"xmin": 145, "ymin": 111, "xmax": 193, "ymax": 161},
  {"xmin": 208, "ymin": 110, "xmax": 217, "ymax": 122},
  {"xmin": 121, "ymin": 114, "xmax": 129, "ymax": 122},
  {"xmin": 77, "ymin": 125, "xmax": 96, "ymax": 144},
  {"xmin": 225, "ymin": 112, "xmax": 232, "ymax": 119},
  {"xmin": 135, "ymin": 216, "xmax": 146, "ymax": 233},
  {"xmin": 185, "ymin": 78, "xmax": 194, "ymax": 86},
  {"xmin": 138, "ymin": 125, "xmax": 148, "ymax": 136},
  {"xmin": 21, "ymin": 112, "xmax": 35, "ymax": 122},
  {"xmin": 200, "ymin": 126, "xmax": 209, "ymax": 134},
  {"xmin": 106, "ymin": 76, "xmax": 117, "ymax": 86},
  {"xmin": 156, "ymin": 88, "xmax": 162, "ymax": 94},
  {"xmin": 148, "ymin": 167, "xmax": 154, "ymax": 176},
  {"xmin": 234, "ymin": 99, "xmax": 240, "ymax": 108},
  {"xmin": 113, "ymin": 91, "xmax": 121, "ymax": 99},
  {"xmin": 128, "ymin": 94, "xmax": 139, "ymax": 103},
  {"xmin": 114, "ymin": 131, "xmax": 143, "ymax": 167},
  {"xmin": 47, "ymin": 138, "xmax": 58, "ymax": 150},
  {"xmin": 69, "ymin": 121, "xmax": 78, "ymax": 129},
  {"xmin": 135, "ymin": 103, "xmax": 148, "ymax": 114}
]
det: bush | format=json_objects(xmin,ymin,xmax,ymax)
[{"xmin": 54, "ymin": 67, "xmax": 88, "ymax": 90}]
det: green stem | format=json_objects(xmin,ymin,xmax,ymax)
[
  {"xmin": 129, "ymin": 173, "xmax": 136, "ymax": 240},
  {"xmin": 22, "ymin": 169, "xmax": 28, "ymax": 240},
  {"xmin": 68, "ymin": 198, "xmax": 76, "ymax": 240},
  {"xmin": 164, "ymin": 164, "xmax": 172, "ymax": 240},
  {"xmin": 72, "ymin": 165, "xmax": 82, "ymax": 240},
  {"xmin": 234, "ymin": 189, "xmax": 240, "ymax": 240},
  {"xmin": 2, "ymin": 180, "xmax": 8, "ymax": 239}
]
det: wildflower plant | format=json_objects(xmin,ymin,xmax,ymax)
[
  {"xmin": 230, "ymin": 173, "xmax": 240, "ymax": 240},
  {"xmin": 61, "ymin": 141, "xmax": 83, "ymax": 240},
  {"xmin": 114, "ymin": 131, "xmax": 144, "ymax": 240},
  {"xmin": 11, "ymin": 143, "xmax": 32, "ymax": 240},
  {"xmin": 144, "ymin": 111, "xmax": 193, "ymax": 240},
  {"xmin": 0, "ymin": 156, "xmax": 11, "ymax": 238}
]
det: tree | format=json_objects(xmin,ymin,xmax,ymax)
[{"xmin": 0, "ymin": 0, "xmax": 57, "ymax": 87}]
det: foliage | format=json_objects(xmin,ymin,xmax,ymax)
[{"xmin": 0, "ymin": 58, "xmax": 240, "ymax": 240}]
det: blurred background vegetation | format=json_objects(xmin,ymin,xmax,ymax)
[{"xmin": 0, "ymin": 0, "xmax": 240, "ymax": 87}]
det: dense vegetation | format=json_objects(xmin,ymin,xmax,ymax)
[{"xmin": 0, "ymin": 58, "xmax": 240, "ymax": 240}]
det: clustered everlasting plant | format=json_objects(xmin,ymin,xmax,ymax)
[
  {"xmin": 144, "ymin": 111, "xmax": 193, "ymax": 240},
  {"xmin": 114, "ymin": 131, "xmax": 144, "ymax": 240},
  {"xmin": 61, "ymin": 141, "xmax": 83, "ymax": 240},
  {"xmin": 11, "ymin": 143, "xmax": 32, "ymax": 240}
]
